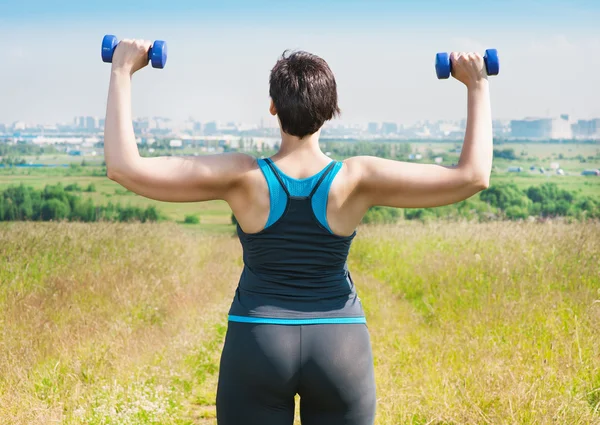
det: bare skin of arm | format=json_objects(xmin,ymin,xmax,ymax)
[
  {"xmin": 327, "ymin": 52, "xmax": 493, "ymax": 233},
  {"xmin": 103, "ymin": 40, "xmax": 258, "ymax": 209}
]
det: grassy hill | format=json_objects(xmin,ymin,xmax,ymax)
[{"xmin": 1, "ymin": 221, "xmax": 598, "ymax": 424}]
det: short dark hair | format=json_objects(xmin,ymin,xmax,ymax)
[{"xmin": 269, "ymin": 50, "xmax": 340, "ymax": 139}]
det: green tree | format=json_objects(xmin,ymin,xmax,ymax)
[
  {"xmin": 505, "ymin": 205, "xmax": 528, "ymax": 220},
  {"xmin": 480, "ymin": 184, "xmax": 530, "ymax": 210},
  {"xmin": 362, "ymin": 206, "xmax": 401, "ymax": 224},
  {"xmin": 144, "ymin": 206, "xmax": 160, "ymax": 222},
  {"xmin": 41, "ymin": 199, "xmax": 70, "ymax": 221},
  {"xmin": 184, "ymin": 215, "xmax": 200, "ymax": 224}
]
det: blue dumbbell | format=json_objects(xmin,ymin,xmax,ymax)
[
  {"xmin": 435, "ymin": 49, "xmax": 499, "ymax": 80},
  {"xmin": 101, "ymin": 34, "xmax": 168, "ymax": 69}
]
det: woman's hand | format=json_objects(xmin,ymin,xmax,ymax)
[
  {"xmin": 450, "ymin": 52, "xmax": 488, "ymax": 89},
  {"xmin": 111, "ymin": 39, "xmax": 152, "ymax": 76}
]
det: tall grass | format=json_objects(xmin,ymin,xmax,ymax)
[
  {"xmin": 353, "ymin": 222, "xmax": 600, "ymax": 424},
  {"xmin": 0, "ymin": 223, "xmax": 238, "ymax": 424},
  {"xmin": 1, "ymin": 221, "xmax": 598, "ymax": 424}
]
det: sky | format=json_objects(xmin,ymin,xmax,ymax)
[{"xmin": 0, "ymin": 0, "xmax": 599, "ymax": 127}]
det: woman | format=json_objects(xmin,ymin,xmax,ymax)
[{"xmin": 104, "ymin": 42, "xmax": 492, "ymax": 425}]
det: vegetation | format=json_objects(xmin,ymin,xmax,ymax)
[
  {"xmin": 362, "ymin": 182, "xmax": 600, "ymax": 224},
  {"xmin": 362, "ymin": 205, "xmax": 402, "ymax": 224},
  {"xmin": 0, "ymin": 140, "xmax": 598, "ymax": 229},
  {"xmin": 0, "ymin": 184, "xmax": 160, "ymax": 223},
  {"xmin": 493, "ymin": 147, "xmax": 517, "ymax": 160},
  {"xmin": 184, "ymin": 214, "xmax": 200, "ymax": 224},
  {"xmin": 0, "ymin": 222, "xmax": 598, "ymax": 424},
  {"xmin": 0, "ymin": 142, "xmax": 59, "ymax": 157}
]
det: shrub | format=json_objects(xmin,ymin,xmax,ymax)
[
  {"xmin": 505, "ymin": 205, "xmax": 528, "ymax": 220},
  {"xmin": 184, "ymin": 215, "xmax": 200, "ymax": 224},
  {"xmin": 41, "ymin": 199, "xmax": 70, "ymax": 221},
  {"xmin": 65, "ymin": 183, "xmax": 83, "ymax": 192},
  {"xmin": 362, "ymin": 206, "xmax": 401, "ymax": 224}
]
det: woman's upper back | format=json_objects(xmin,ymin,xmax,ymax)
[
  {"xmin": 231, "ymin": 154, "xmax": 367, "ymax": 237},
  {"xmin": 238, "ymin": 158, "xmax": 356, "ymax": 273}
]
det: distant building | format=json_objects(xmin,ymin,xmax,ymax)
[
  {"xmin": 12, "ymin": 121, "xmax": 27, "ymax": 131},
  {"xmin": 572, "ymin": 119, "xmax": 600, "ymax": 139},
  {"xmin": 85, "ymin": 116, "xmax": 97, "ymax": 130},
  {"xmin": 73, "ymin": 116, "xmax": 97, "ymax": 130},
  {"xmin": 510, "ymin": 116, "xmax": 572, "ymax": 139},
  {"xmin": 0, "ymin": 123, "xmax": 6, "ymax": 133},
  {"xmin": 204, "ymin": 121, "xmax": 218, "ymax": 135},
  {"xmin": 367, "ymin": 122, "xmax": 379, "ymax": 135},
  {"xmin": 381, "ymin": 122, "xmax": 398, "ymax": 135}
]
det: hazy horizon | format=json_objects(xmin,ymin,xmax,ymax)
[{"xmin": 1, "ymin": 0, "xmax": 599, "ymax": 127}]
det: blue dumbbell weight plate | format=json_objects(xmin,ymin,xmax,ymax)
[
  {"xmin": 101, "ymin": 35, "xmax": 118, "ymax": 63},
  {"xmin": 484, "ymin": 49, "xmax": 499, "ymax": 76},
  {"xmin": 435, "ymin": 52, "xmax": 451, "ymax": 79},
  {"xmin": 150, "ymin": 41, "xmax": 168, "ymax": 69}
]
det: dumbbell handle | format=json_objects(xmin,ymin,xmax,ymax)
[
  {"xmin": 446, "ymin": 54, "xmax": 494, "ymax": 75},
  {"xmin": 101, "ymin": 43, "xmax": 155, "ymax": 62}
]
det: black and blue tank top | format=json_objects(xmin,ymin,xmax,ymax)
[{"xmin": 228, "ymin": 158, "xmax": 366, "ymax": 325}]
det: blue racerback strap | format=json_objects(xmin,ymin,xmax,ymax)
[
  {"xmin": 264, "ymin": 158, "xmax": 291, "ymax": 197},
  {"xmin": 260, "ymin": 158, "xmax": 340, "ymax": 232},
  {"xmin": 309, "ymin": 162, "xmax": 336, "ymax": 198},
  {"xmin": 264, "ymin": 158, "xmax": 336, "ymax": 199}
]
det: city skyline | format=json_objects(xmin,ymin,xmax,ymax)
[
  {"xmin": 2, "ymin": 114, "xmax": 599, "ymax": 141},
  {"xmin": 1, "ymin": 1, "xmax": 599, "ymax": 125},
  {"xmin": 2, "ymin": 112, "xmax": 599, "ymax": 130}
]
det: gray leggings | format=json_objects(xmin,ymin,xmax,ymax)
[{"xmin": 216, "ymin": 322, "xmax": 376, "ymax": 425}]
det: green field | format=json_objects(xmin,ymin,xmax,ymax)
[
  {"xmin": 0, "ymin": 173, "xmax": 232, "ymax": 227},
  {"xmin": 412, "ymin": 141, "xmax": 600, "ymax": 174},
  {"xmin": 1, "ymin": 141, "xmax": 599, "ymax": 225},
  {"xmin": 2, "ymin": 170, "xmax": 598, "ymax": 224},
  {"xmin": 1, "ymin": 222, "xmax": 598, "ymax": 424}
]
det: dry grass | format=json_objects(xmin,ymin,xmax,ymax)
[
  {"xmin": 354, "ymin": 222, "xmax": 600, "ymax": 424},
  {"xmin": 0, "ymin": 221, "xmax": 599, "ymax": 424},
  {"xmin": 0, "ymin": 222, "xmax": 238, "ymax": 424}
]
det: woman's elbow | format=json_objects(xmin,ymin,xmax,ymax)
[
  {"xmin": 105, "ymin": 159, "xmax": 140, "ymax": 183},
  {"xmin": 459, "ymin": 167, "xmax": 490, "ymax": 192},
  {"xmin": 473, "ymin": 173, "xmax": 490, "ymax": 191},
  {"xmin": 106, "ymin": 166, "xmax": 127, "ymax": 183}
]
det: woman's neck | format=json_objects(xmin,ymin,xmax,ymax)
[
  {"xmin": 270, "ymin": 129, "xmax": 332, "ymax": 175},
  {"xmin": 276, "ymin": 130, "xmax": 326, "ymax": 157}
]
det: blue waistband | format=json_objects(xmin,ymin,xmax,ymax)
[{"xmin": 228, "ymin": 315, "xmax": 367, "ymax": 325}]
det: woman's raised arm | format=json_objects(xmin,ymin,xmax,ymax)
[
  {"xmin": 103, "ymin": 39, "xmax": 254, "ymax": 202},
  {"xmin": 347, "ymin": 51, "xmax": 493, "ymax": 209}
]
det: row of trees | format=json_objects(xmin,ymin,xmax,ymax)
[
  {"xmin": 362, "ymin": 182, "xmax": 599, "ymax": 223},
  {"xmin": 0, "ymin": 184, "xmax": 160, "ymax": 223},
  {"xmin": 320, "ymin": 142, "xmax": 413, "ymax": 161},
  {"xmin": 1, "ymin": 181, "xmax": 597, "ymax": 225},
  {"xmin": 0, "ymin": 142, "xmax": 59, "ymax": 157}
]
